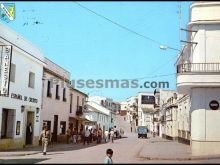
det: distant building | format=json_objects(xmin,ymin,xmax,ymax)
[
  {"xmin": 137, "ymin": 92, "xmax": 155, "ymax": 127},
  {"xmin": 120, "ymin": 101, "xmax": 128, "ymax": 116}
]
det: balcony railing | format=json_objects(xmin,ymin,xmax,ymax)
[{"xmin": 177, "ymin": 63, "xmax": 220, "ymax": 73}]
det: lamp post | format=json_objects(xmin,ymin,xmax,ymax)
[{"xmin": 160, "ymin": 45, "xmax": 181, "ymax": 52}]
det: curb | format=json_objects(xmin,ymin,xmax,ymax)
[
  {"xmin": 0, "ymin": 151, "xmax": 42, "ymax": 157},
  {"xmin": 138, "ymin": 155, "xmax": 220, "ymax": 161}
]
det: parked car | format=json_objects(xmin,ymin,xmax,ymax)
[{"xmin": 137, "ymin": 126, "xmax": 148, "ymax": 138}]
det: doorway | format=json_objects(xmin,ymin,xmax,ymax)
[
  {"xmin": 1, "ymin": 109, "xmax": 15, "ymax": 139},
  {"xmin": 25, "ymin": 111, "xmax": 34, "ymax": 145},
  {"xmin": 53, "ymin": 115, "xmax": 58, "ymax": 142}
]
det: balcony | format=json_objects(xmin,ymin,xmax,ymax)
[
  {"xmin": 176, "ymin": 63, "xmax": 220, "ymax": 94},
  {"xmin": 76, "ymin": 106, "xmax": 83, "ymax": 116}
]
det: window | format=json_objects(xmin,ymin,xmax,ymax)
[
  {"xmin": 70, "ymin": 93, "xmax": 73, "ymax": 113},
  {"xmin": 10, "ymin": 63, "xmax": 16, "ymax": 82},
  {"xmin": 28, "ymin": 72, "xmax": 35, "ymax": 88},
  {"xmin": 82, "ymin": 98, "xmax": 85, "ymax": 106},
  {"xmin": 56, "ymin": 85, "xmax": 60, "ymax": 100},
  {"xmin": 63, "ymin": 88, "xmax": 66, "ymax": 102},
  {"xmin": 77, "ymin": 96, "xmax": 79, "ymax": 107},
  {"xmin": 47, "ymin": 81, "xmax": 52, "ymax": 97}
]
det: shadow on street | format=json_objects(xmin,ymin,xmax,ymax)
[{"xmin": 0, "ymin": 158, "xmax": 48, "ymax": 164}]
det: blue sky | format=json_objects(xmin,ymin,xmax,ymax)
[{"xmin": 1, "ymin": 1, "xmax": 192, "ymax": 102}]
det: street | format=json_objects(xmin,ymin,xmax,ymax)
[{"xmin": 1, "ymin": 115, "xmax": 220, "ymax": 164}]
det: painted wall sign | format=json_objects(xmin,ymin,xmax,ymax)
[
  {"xmin": 209, "ymin": 100, "xmax": 219, "ymax": 110},
  {"xmin": 10, "ymin": 93, "xmax": 38, "ymax": 103},
  {"xmin": 0, "ymin": 45, "xmax": 12, "ymax": 96}
]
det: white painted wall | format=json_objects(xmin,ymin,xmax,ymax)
[{"xmin": 0, "ymin": 24, "xmax": 44, "ymax": 143}]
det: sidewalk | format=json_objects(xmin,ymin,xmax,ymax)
[
  {"xmin": 138, "ymin": 135, "xmax": 220, "ymax": 161},
  {"xmin": 0, "ymin": 141, "xmax": 99, "ymax": 157}
]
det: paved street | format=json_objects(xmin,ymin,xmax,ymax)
[{"xmin": 1, "ymin": 115, "xmax": 220, "ymax": 164}]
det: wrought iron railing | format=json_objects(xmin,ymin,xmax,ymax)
[{"xmin": 177, "ymin": 63, "xmax": 220, "ymax": 73}]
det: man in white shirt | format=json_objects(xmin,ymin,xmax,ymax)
[
  {"xmin": 104, "ymin": 130, "xmax": 109, "ymax": 143},
  {"xmin": 84, "ymin": 127, "xmax": 90, "ymax": 145},
  {"xmin": 110, "ymin": 129, "xmax": 114, "ymax": 143}
]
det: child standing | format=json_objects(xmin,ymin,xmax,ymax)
[{"xmin": 104, "ymin": 148, "xmax": 113, "ymax": 164}]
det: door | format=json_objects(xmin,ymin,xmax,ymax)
[
  {"xmin": 53, "ymin": 115, "xmax": 58, "ymax": 142},
  {"xmin": 26, "ymin": 111, "xmax": 34, "ymax": 145}
]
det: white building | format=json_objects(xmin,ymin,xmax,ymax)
[
  {"xmin": 162, "ymin": 93, "xmax": 178, "ymax": 140},
  {"xmin": 88, "ymin": 96, "xmax": 116, "ymax": 129},
  {"xmin": 159, "ymin": 90, "xmax": 178, "ymax": 138},
  {"xmin": 176, "ymin": 1, "xmax": 220, "ymax": 156},
  {"xmin": 177, "ymin": 94, "xmax": 190, "ymax": 145},
  {"xmin": 0, "ymin": 24, "xmax": 44, "ymax": 149},
  {"xmin": 85, "ymin": 101, "xmax": 111, "ymax": 132},
  {"xmin": 137, "ymin": 92, "xmax": 155, "ymax": 127},
  {"xmin": 41, "ymin": 57, "xmax": 71, "ymax": 143},
  {"xmin": 120, "ymin": 101, "xmax": 128, "ymax": 117}
]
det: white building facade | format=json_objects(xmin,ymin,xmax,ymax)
[
  {"xmin": 176, "ymin": 1, "xmax": 220, "ymax": 156},
  {"xmin": 137, "ymin": 92, "xmax": 155, "ymax": 127},
  {"xmin": 85, "ymin": 101, "xmax": 111, "ymax": 132},
  {"xmin": 0, "ymin": 24, "xmax": 44, "ymax": 149}
]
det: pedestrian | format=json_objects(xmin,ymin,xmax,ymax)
[
  {"xmin": 104, "ymin": 148, "xmax": 113, "ymax": 164},
  {"xmin": 26, "ymin": 123, "xmax": 33, "ymax": 144},
  {"xmin": 72, "ymin": 128, "xmax": 77, "ymax": 144},
  {"xmin": 84, "ymin": 127, "xmax": 90, "ymax": 145},
  {"xmin": 97, "ymin": 128, "xmax": 102, "ymax": 144},
  {"xmin": 66, "ymin": 127, "xmax": 71, "ymax": 144},
  {"xmin": 89, "ymin": 129, "xmax": 93, "ymax": 143},
  {"xmin": 104, "ymin": 130, "xmax": 109, "ymax": 143},
  {"xmin": 39, "ymin": 126, "xmax": 52, "ymax": 155},
  {"xmin": 110, "ymin": 129, "xmax": 114, "ymax": 143}
]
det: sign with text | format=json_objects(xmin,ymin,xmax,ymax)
[{"xmin": 0, "ymin": 45, "xmax": 12, "ymax": 96}]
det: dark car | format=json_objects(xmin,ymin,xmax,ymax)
[{"xmin": 137, "ymin": 126, "xmax": 148, "ymax": 138}]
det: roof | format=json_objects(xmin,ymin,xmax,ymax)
[{"xmin": 69, "ymin": 86, "xmax": 88, "ymax": 97}]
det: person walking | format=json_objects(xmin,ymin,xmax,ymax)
[
  {"xmin": 84, "ymin": 127, "xmax": 90, "ymax": 145},
  {"xmin": 104, "ymin": 148, "xmax": 113, "ymax": 164},
  {"xmin": 39, "ymin": 126, "xmax": 52, "ymax": 155},
  {"xmin": 97, "ymin": 128, "xmax": 102, "ymax": 144},
  {"xmin": 110, "ymin": 129, "xmax": 114, "ymax": 143},
  {"xmin": 104, "ymin": 130, "xmax": 109, "ymax": 143},
  {"xmin": 66, "ymin": 127, "xmax": 72, "ymax": 144},
  {"xmin": 72, "ymin": 128, "xmax": 77, "ymax": 144}
]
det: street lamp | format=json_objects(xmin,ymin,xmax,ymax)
[{"xmin": 160, "ymin": 45, "xmax": 181, "ymax": 52}]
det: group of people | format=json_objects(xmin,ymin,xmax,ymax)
[
  {"xmin": 66, "ymin": 127, "xmax": 104, "ymax": 145},
  {"xmin": 39, "ymin": 125, "xmax": 120, "ymax": 156}
]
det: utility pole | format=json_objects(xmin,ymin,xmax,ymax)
[{"xmin": 178, "ymin": 1, "xmax": 182, "ymax": 49}]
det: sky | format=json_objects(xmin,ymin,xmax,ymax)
[{"xmin": 0, "ymin": 1, "xmax": 192, "ymax": 102}]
